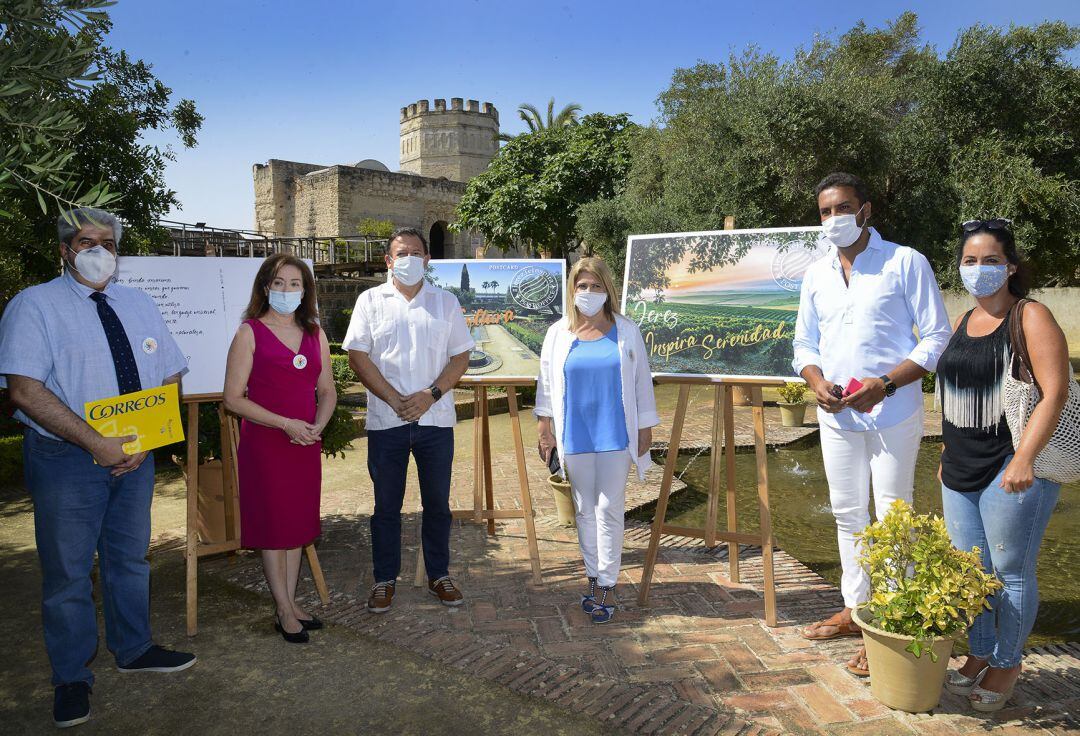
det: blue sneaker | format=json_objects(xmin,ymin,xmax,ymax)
[
  {"xmin": 580, "ymin": 577, "xmax": 598, "ymax": 613},
  {"xmin": 591, "ymin": 586, "xmax": 616, "ymax": 624},
  {"xmin": 53, "ymin": 682, "xmax": 90, "ymax": 728}
]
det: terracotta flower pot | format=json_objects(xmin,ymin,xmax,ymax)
[
  {"xmin": 853, "ymin": 606, "xmax": 961, "ymax": 713},
  {"xmin": 732, "ymin": 385, "xmax": 752, "ymax": 406},
  {"xmin": 547, "ymin": 474, "xmax": 576, "ymax": 527},
  {"xmin": 778, "ymin": 402, "xmax": 806, "ymax": 427}
]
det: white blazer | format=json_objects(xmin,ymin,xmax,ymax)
[{"xmin": 534, "ymin": 313, "xmax": 660, "ymax": 481}]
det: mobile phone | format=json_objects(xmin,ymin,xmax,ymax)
[{"xmin": 843, "ymin": 378, "xmax": 864, "ymax": 397}]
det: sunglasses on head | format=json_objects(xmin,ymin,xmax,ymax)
[{"xmin": 961, "ymin": 218, "xmax": 1013, "ymax": 233}]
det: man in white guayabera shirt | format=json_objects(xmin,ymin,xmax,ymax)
[
  {"xmin": 344, "ymin": 227, "xmax": 474, "ymax": 616},
  {"xmin": 792, "ymin": 172, "xmax": 951, "ymax": 676}
]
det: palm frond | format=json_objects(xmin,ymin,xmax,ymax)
[{"xmin": 518, "ymin": 103, "xmax": 544, "ymax": 132}]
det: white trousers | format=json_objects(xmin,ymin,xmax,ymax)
[
  {"xmin": 818, "ymin": 407, "xmax": 923, "ymax": 608},
  {"xmin": 564, "ymin": 450, "xmax": 633, "ymax": 588}
]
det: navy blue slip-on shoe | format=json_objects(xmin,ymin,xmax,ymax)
[
  {"xmin": 53, "ymin": 682, "xmax": 90, "ymax": 728},
  {"xmin": 117, "ymin": 645, "xmax": 197, "ymax": 673}
]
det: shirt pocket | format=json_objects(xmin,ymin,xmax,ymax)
[{"xmin": 423, "ymin": 317, "xmax": 451, "ymax": 360}]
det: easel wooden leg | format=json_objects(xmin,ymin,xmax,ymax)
[
  {"xmin": 304, "ymin": 544, "xmax": 330, "ymax": 604},
  {"xmin": 704, "ymin": 386, "xmax": 722, "ymax": 548},
  {"xmin": 482, "ymin": 390, "xmax": 495, "ymax": 536},
  {"xmin": 638, "ymin": 383, "xmax": 691, "ymax": 606},
  {"xmin": 185, "ymin": 402, "xmax": 199, "ymax": 637},
  {"xmin": 473, "ymin": 387, "xmax": 483, "ymax": 521},
  {"xmin": 724, "ymin": 386, "xmax": 740, "ymax": 583},
  {"xmin": 750, "ymin": 387, "xmax": 777, "ymax": 627},
  {"xmin": 219, "ymin": 407, "xmax": 239, "ymax": 547},
  {"xmin": 507, "ymin": 387, "xmax": 542, "ymax": 584}
]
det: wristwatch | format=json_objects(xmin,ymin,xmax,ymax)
[
  {"xmin": 880, "ymin": 375, "xmax": 897, "ymax": 398},
  {"xmin": 429, "ymin": 385, "xmax": 443, "ymax": 402}
]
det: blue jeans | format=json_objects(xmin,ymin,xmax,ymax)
[
  {"xmin": 367, "ymin": 423, "xmax": 454, "ymax": 583},
  {"xmin": 941, "ymin": 456, "xmax": 1060, "ymax": 668},
  {"xmin": 23, "ymin": 429, "xmax": 156, "ymax": 686}
]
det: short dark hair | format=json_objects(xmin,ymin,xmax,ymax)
[
  {"xmin": 958, "ymin": 223, "xmax": 1031, "ymax": 298},
  {"xmin": 814, "ymin": 172, "xmax": 869, "ymax": 205},
  {"xmin": 387, "ymin": 226, "xmax": 428, "ymax": 254}
]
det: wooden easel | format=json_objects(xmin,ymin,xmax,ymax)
[
  {"xmin": 413, "ymin": 378, "xmax": 542, "ymax": 586},
  {"xmin": 183, "ymin": 395, "xmax": 329, "ymax": 636},
  {"xmin": 636, "ymin": 377, "xmax": 783, "ymax": 627}
]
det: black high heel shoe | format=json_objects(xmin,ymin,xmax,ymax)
[
  {"xmin": 297, "ymin": 615, "xmax": 323, "ymax": 631},
  {"xmin": 274, "ymin": 615, "xmax": 309, "ymax": 644}
]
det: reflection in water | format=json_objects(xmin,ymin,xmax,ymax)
[{"xmin": 631, "ymin": 441, "xmax": 1080, "ymax": 646}]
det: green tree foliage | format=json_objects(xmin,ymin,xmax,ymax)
[
  {"xmin": 0, "ymin": 0, "xmax": 202, "ymax": 301},
  {"xmin": 592, "ymin": 14, "xmax": 1079, "ymax": 286},
  {"xmin": 498, "ymin": 97, "xmax": 582, "ymax": 142},
  {"xmin": 356, "ymin": 217, "xmax": 394, "ymax": 238},
  {"xmin": 455, "ymin": 113, "xmax": 637, "ymax": 259}
]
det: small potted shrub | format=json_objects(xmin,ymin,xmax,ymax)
[
  {"xmin": 852, "ymin": 500, "xmax": 1001, "ymax": 713},
  {"xmin": 776, "ymin": 381, "xmax": 808, "ymax": 427}
]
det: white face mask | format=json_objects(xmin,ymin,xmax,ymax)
[
  {"xmin": 68, "ymin": 244, "xmax": 116, "ymax": 284},
  {"xmin": 575, "ymin": 291, "xmax": 607, "ymax": 317},
  {"xmin": 391, "ymin": 255, "xmax": 425, "ymax": 286},
  {"xmin": 821, "ymin": 204, "xmax": 867, "ymax": 249}
]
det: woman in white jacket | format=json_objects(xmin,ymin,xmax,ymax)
[{"xmin": 535, "ymin": 257, "xmax": 659, "ymax": 624}]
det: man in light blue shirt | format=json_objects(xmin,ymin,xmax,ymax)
[
  {"xmin": 792, "ymin": 173, "xmax": 951, "ymax": 675},
  {"xmin": 0, "ymin": 209, "xmax": 196, "ymax": 728}
]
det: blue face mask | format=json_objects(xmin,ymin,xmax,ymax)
[
  {"xmin": 268, "ymin": 289, "xmax": 303, "ymax": 314},
  {"xmin": 959, "ymin": 264, "xmax": 1010, "ymax": 297}
]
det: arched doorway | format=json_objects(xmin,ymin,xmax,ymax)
[{"xmin": 429, "ymin": 221, "xmax": 447, "ymax": 259}]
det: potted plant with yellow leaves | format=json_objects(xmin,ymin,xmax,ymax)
[
  {"xmin": 776, "ymin": 381, "xmax": 808, "ymax": 427},
  {"xmin": 852, "ymin": 500, "xmax": 1001, "ymax": 713}
]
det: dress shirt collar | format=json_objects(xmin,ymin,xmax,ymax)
[
  {"xmin": 828, "ymin": 227, "xmax": 882, "ymax": 271},
  {"xmin": 379, "ymin": 278, "xmax": 428, "ymax": 304},
  {"xmin": 63, "ymin": 268, "xmax": 116, "ymax": 300}
]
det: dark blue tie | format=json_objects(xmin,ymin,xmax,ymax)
[{"xmin": 90, "ymin": 292, "xmax": 143, "ymax": 395}]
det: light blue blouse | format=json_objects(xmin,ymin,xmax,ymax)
[{"xmin": 562, "ymin": 324, "xmax": 629, "ymax": 455}]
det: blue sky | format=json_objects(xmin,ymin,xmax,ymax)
[{"xmin": 105, "ymin": 1, "xmax": 1079, "ymax": 231}]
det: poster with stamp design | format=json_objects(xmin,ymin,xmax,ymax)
[
  {"xmin": 425, "ymin": 259, "xmax": 566, "ymax": 380},
  {"xmin": 621, "ymin": 227, "xmax": 825, "ymax": 379}
]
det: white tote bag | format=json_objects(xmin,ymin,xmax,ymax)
[{"xmin": 1002, "ymin": 299, "xmax": 1080, "ymax": 484}]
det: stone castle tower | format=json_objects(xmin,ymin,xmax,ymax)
[{"xmin": 399, "ymin": 98, "xmax": 499, "ymax": 182}]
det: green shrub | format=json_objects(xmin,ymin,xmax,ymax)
[
  {"xmin": 331, "ymin": 354, "xmax": 358, "ymax": 390},
  {"xmin": 331, "ymin": 308, "xmax": 353, "ymax": 342},
  {"xmin": 0, "ymin": 435, "xmax": 22, "ymax": 482},
  {"xmin": 328, "ymin": 342, "xmax": 346, "ymax": 355},
  {"xmin": 922, "ymin": 372, "xmax": 936, "ymax": 393}
]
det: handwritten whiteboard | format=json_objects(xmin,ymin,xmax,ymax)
[{"xmin": 115, "ymin": 257, "xmax": 312, "ymax": 396}]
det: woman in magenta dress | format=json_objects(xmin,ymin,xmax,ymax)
[{"xmin": 224, "ymin": 254, "xmax": 336, "ymax": 643}]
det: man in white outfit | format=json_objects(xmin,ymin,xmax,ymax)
[{"xmin": 792, "ymin": 172, "xmax": 951, "ymax": 674}]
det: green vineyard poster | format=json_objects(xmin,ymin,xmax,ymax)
[{"xmin": 621, "ymin": 227, "xmax": 825, "ymax": 379}]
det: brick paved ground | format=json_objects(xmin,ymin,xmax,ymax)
[{"xmin": 192, "ymin": 401, "xmax": 1076, "ymax": 736}]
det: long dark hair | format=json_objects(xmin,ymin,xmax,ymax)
[
  {"xmin": 958, "ymin": 224, "xmax": 1030, "ymax": 298},
  {"xmin": 243, "ymin": 253, "xmax": 320, "ymax": 332}
]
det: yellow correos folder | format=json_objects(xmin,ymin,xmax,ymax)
[{"xmin": 85, "ymin": 383, "xmax": 184, "ymax": 454}]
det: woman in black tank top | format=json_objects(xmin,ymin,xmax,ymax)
[
  {"xmin": 937, "ymin": 220, "xmax": 1070, "ymax": 712},
  {"xmin": 937, "ymin": 308, "xmax": 1014, "ymax": 492}
]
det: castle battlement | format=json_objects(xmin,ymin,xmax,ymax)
[{"xmin": 400, "ymin": 98, "xmax": 499, "ymax": 123}]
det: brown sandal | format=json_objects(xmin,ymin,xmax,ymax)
[
  {"xmin": 801, "ymin": 614, "xmax": 863, "ymax": 641},
  {"xmin": 845, "ymin": 647, "xmax": 869, "ymax": 677}
]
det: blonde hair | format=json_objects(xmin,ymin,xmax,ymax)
[{"xmin": 567, "ymin": 256, "xmax": 620, "ymax": 330}]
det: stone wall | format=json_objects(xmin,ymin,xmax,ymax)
[{"xmin": 316, "ymin": 276, "xmax": 384, "ymax": 341}]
